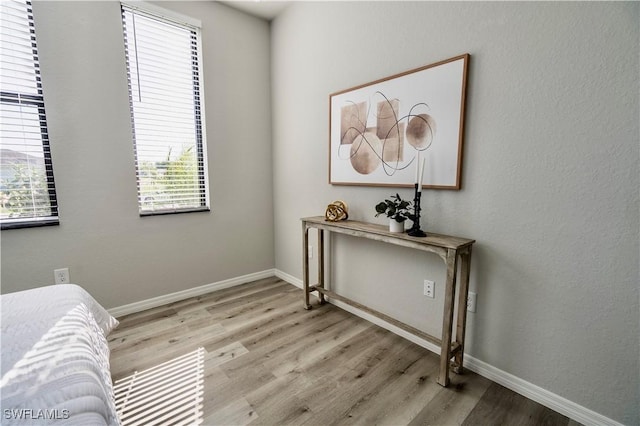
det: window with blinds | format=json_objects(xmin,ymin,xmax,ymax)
[
  {"xmin": 121, "ymin": 4, "xmax": 209, "ymax": 216},
  {"xmin": 0, "ymin": 0, "xmax": 58, "ymax": 230}
]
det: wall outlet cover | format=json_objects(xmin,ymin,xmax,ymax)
[
  {"xmin": 54, "ymin": 268, "xmax": 70, "ymax": 285},
  {"xmin": 424, "ymin": 280, "xmax": 435, "ymax": 298}
]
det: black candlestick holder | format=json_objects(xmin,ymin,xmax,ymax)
[{"xmin": 408, "ymin": 183, "xmax": 427, "ymax": 237}]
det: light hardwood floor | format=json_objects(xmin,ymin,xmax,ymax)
[{"xmin": 109, "ymin": 276, "xmax": 578, "ymax": 426}]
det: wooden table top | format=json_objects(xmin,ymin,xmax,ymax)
[{"xmin": 302, "ymin": 216, "xmax": 475, "ymax": 251}]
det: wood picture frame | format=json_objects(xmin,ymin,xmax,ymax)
[{"xmin": 329, "ymin": 54, "xmax": 469, "ymax": 189}]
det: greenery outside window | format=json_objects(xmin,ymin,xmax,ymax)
[
  {"xmin": 121, "ymin": 3, "xmax": 209, "ymax": 216},
  {"xmin": 0, "ymin": 0, "xmax": 58, "ymax": 230}
]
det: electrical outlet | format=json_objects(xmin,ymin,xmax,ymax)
[
  {"xmin": 467, "ymin": 291, "xmax": 477, "ymax": 312},
  {"xmin": 308, "ymin": 245, "xmax": 313, "ymax": 259},
  {"xmin": 423, "ymin": 280, "xmax": 435, "ymax": 298},
  {"xmin": 54, "ymin": 268, "xmax": 70, "ymax": 284}
]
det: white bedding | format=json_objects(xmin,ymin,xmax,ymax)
[{"xmin": 1, "ymin": 284, "xmax": 119, "ymax": 425}]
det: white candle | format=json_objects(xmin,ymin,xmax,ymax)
[
  {"xmin": 418, "ymin": 158, "xmax": 425, "ymax": 192},
  {"xmin": 414, "ymin": 151, "xmax": 420, "ymax": 185}
]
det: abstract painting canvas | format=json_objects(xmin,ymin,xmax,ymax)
[{"xmin": 329, "ymin": 54, "xmax": 469, "ymax": 189}]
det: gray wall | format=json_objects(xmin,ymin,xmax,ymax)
[
  {"xmin": 271, "ymin": 2, "xmax": 639, "ymax": 424},
  {"xmin": 0, "ymin": 1, "xmax": 274, "ymax": 309}
]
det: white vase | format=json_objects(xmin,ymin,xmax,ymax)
[{"xmin": 389, "ymin": 219, "xmax": 405, "ymax": 233}]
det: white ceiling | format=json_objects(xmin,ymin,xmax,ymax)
[{"xmin": 219, "ymin": 0, "xmax": 290, "ymax": 21}]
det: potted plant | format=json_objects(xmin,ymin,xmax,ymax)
[{"xmin": 375, "ymin": 193, "xmax": 413, "ymax": 233}]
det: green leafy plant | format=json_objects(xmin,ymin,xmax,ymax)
[
  {"xmin": 139, "ymin": 146, "xmax": 198, "ymax": 209},
  {"xmin": 375, "ymin": 193, "xmax": 413, "ymax": 223},
  {"xmin": 0, "ymin": 163, "xmax": 52, "ymax": 218}
]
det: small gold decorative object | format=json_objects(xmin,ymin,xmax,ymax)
[{"xmin": 325, "ymin": 200, "xmax": 349, "ymax": 222}]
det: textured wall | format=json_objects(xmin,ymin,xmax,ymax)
[
  {"xmin": 271, "ymin": 2, "xmax": 639, "ymax": 424},
  {"xmin": 1, "ymin": 1, "xmax": 274, "ymax": 308}
]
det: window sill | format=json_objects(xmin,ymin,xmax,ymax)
[
  {"xmin": 139, "ymin": 207, "xmax": 210, "ymax": 217},
  {"xmin": 1, "ymin": 218, "xmax": 60, "ymax": 230}
]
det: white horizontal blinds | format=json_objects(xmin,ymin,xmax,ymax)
[
  {"xmin": 122, "ymin": 5, "xmax": 207, "ymax": 214},
  {"xmin": 0, "ymin": 0, "xmax": 58, "ymax": 228}
]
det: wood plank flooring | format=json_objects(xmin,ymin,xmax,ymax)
[{"xmin": 109, "ymin": 276, "xmax": 576, "ymax": 426}]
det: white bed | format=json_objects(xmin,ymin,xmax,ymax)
[{"xmin": 1, "ymin": 284, "xmax": 120, "ymax": 425}]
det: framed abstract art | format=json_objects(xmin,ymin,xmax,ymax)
[{"xmin": 329, "ymin": 54, "xmax": 469, "ymax": 189}]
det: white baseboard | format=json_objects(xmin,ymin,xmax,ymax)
[
  {"xmin": 274, "ymin": 269, "xmax": 622, "ymax": 426},
  {"xmin": 107, "ymin": 269, "xmax": 275, "ymax": 318},
  {"xmin": 274, "ymin": 269, "xmax": 302, "ymax": 290},
  {"xmin": 463, "ymin": 356, "xmax": 622, "ymax": 426}
]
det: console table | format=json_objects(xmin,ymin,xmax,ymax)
[{"xmin": 301, "ymin": 216, "xmax": 475, "ymax": 387}]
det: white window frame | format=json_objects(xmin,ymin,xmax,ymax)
[
  {"xmin": 0, "ymin": 0, "xmax": 59, "ymax": 230},
  {"xmin": 121, "ymin": 1, "xmax": 209, "ymax": 216}
]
